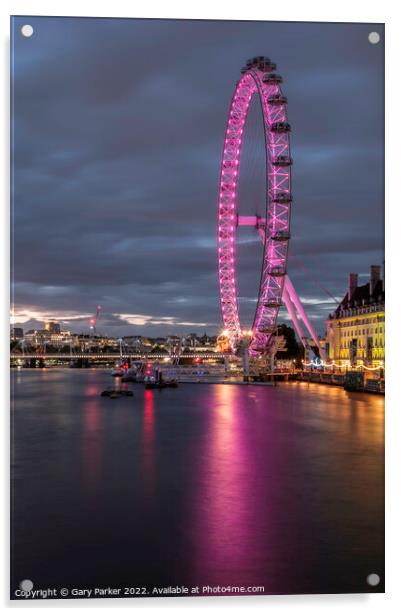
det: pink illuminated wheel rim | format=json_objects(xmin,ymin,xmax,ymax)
[{"xmin": 218, "ymin": 57, "xmax": 292, "ymax": 355}]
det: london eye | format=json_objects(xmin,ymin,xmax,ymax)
[{"xmin": 218, "ymin": 57, "xmax": 292, "ymax": 356}]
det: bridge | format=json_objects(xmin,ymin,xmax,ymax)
[{"xmin": 10, "ymin": 353, "xmax": 232, "ymax": 361}]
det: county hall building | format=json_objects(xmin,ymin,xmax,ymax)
[{"xmin": 326, "ymin": 265, "xmax": 385, "ymax": 368}]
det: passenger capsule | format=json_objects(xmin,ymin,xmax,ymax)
[
  {"xmin": 272, "ymin": 155, "xmax": 293, "ymax": 167},
  {"xmin": 263, "ymin": 73, "xmax": 283, "ymax": 85},
  {"xmin": 267, "ymin": 266, "xmax": 287, "ymax": 277},
  {"xmin": 272, "ymin": 192, "xmax": 292, "ymax": 203},
  {"xmin": 271, "ymin": 230, "xmax": 291, "ymax": 241},
  {"xmin": 271, "ymin": 122, "xmax": 291, "ymax": 133},
  {"xmin": 258, "ymin": 326, "xmax": 276, "ymax": 334},
  {"xmin": 267, "ymin": 94, "xmax": 287, "ymax": 106},
  {"xmin": 258, "ymin": 60, "xmax": 277, "ymax": 72}
]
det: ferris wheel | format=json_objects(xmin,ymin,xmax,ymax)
[{"xmin": 217, "ymin": 57, "xmax": 324, "ymax": 357}]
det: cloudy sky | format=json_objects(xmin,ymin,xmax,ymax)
[{"xmin": 11, "ymin": 17, "xmax": 384, "ymax": 337}]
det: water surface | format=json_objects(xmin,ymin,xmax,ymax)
[{"xmin": 11, "ymin": 369, "xmax": 384, "ymax": 596}]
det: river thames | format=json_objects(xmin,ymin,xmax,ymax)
[{"xmin": 11, "ymin": 369, "xmax": 384, "ymax": 597}]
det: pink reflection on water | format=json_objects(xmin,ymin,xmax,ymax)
[
  {"xmin": 81, "ymin": 383, "xmax": 103, "ymax": 504},
  {"xmin": 142, "ymin": 390, "xmax": 156, "ymax": 497},
  {"xmin": 190, "ymin": 386, "xmax": 271, "ymax": 582}
]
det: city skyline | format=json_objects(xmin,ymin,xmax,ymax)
[{"xmin": 11, "ymin": 18, "xmax": 384, "ymax": 337}]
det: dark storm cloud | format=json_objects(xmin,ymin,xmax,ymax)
[{"xmin": 11, "ymin": 17, "xmax": 384, "ymax": 336}]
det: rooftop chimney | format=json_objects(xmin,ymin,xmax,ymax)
[
  {"xmin": 370, "ymin": 265, "xmax": 381, "ymax": 296},
  {"xmin": 348, "ymin": 273, "xmax": 358, "ymax": 301}
]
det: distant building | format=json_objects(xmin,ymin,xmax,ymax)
[
  {"xmin": 11, "ymin": 327, "xmax": 24, "ymax": 341},
  {"xmin": 182, "ymin": 333, "xmax": 217, "ymax": 351},
  {"xmin": 25, "ymin": 328, "xmax": 71, "ymax": 348},
  {"xmin": 71, "ymin": 334, "xmax": 117, "ymax": 351},
  {"xmin": 122, "ymin": 336, "xmax": 143, "ymax": 351},
  {"xmin": 44, "ymin": 320, "xmax": 61, "ymax": 334},
  {"xmin": 24, "ymin": 330, "xmax": 44, "ymax": 346},
  {"xmin": 184, "ymin": 333, "xmax": 198, "ymax": 348},
  {"xmin": 326, "ymin": 265, "xmax": 385, "ymax": 367}
]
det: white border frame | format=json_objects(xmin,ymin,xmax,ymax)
[{"xmin": 2, "ymin": 2, "xmax": 399, "ymax": 613}]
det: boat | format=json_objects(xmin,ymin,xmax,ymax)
[
  {"xmin": 145, "ymin": 379, "xmax": 178, "ymax": 390},
  {"xmin": 100, "ymin": 389, "xmax": 133, "ymax": 398}
]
